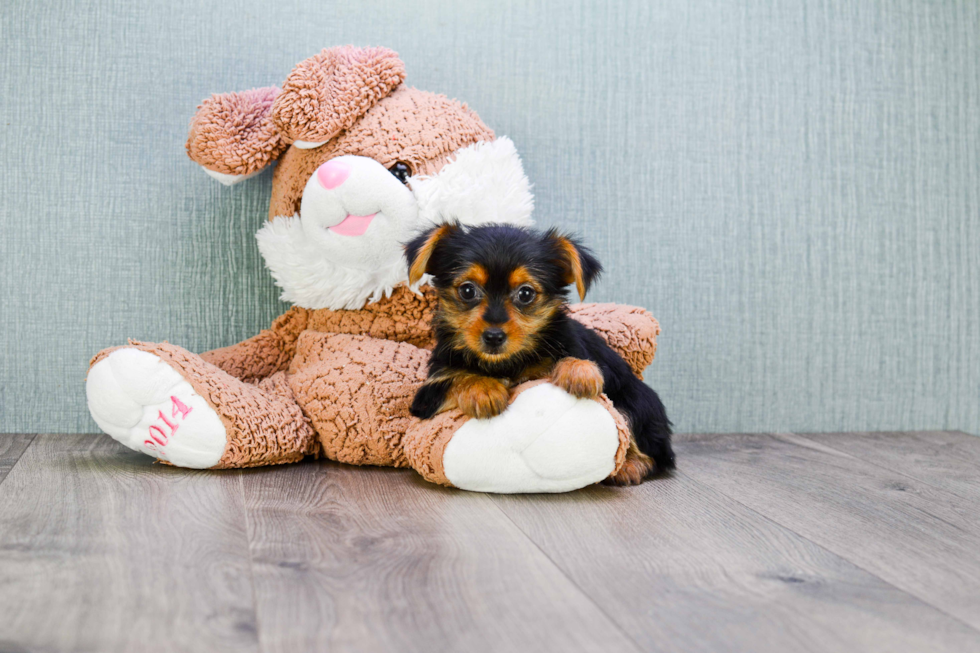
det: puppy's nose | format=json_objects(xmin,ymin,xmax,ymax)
[
  {"xmin": 316, "ymin": 159, "xmax": 351, "ymax": 190},
  {"xmin": 482, "ymin": 328, "xmax": 507, "ymax": 348}
]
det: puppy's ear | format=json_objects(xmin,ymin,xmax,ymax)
[
  {"xmin": 546, "ymin": 229, "xmax": 603, "ymax": 301},
  {"xmin": 405, "ymin": 223, "xmax": 458, "ymax": 285}
]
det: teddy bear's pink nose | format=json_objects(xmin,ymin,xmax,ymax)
[{"xmin": 316, "ymin": 160, "xmax": 351, "ymax": 190}]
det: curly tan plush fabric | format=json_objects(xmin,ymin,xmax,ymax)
[
  {"xmin": 288, "ymin": 330, "xmax": 427, "ymax": 467},
  {"xmin": 402, "ymin": 408, "xmax": 468, "ymax": 486},
  {"xmin": 567, "ymin": 303, "xmax": 660, "ymax": 378},
  {"xmin": 201, "ymin": 306, "xmax": 310, "ymax": 382},
  {"xmin": 186, "ymin": 86, "xmax": 286, "ymax": 176},
  {"xmin": 273, "ymin": 46, "xmax": 406, "ymax": 144},
  {"xmin": 306, "ymin": 286, "xmax": 438, "ymax": 349}
]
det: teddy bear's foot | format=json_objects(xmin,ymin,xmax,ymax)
[
  {"xmin": 408, "ymin": 382, "xmax": 627, "ymax": 493},
  {"xmin": 86, "ymin": 348, "xmax": 227, "ymax": 468}
]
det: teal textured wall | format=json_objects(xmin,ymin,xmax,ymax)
[{"xmin": 1, "ymin": 0, "xmax": 978, "ymax": 435}]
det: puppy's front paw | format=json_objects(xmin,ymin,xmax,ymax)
[
  {"xmin": 453, "ymin": 377, "xmax": 510, "ymax": 420},
  {"xmin": 551, "ymin": 358, "xmax": 604, "ymax": 400}
]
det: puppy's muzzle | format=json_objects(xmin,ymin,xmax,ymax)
[{"xmin": 481, "ymin": 328, "xmax": 507, "ymax": 349}]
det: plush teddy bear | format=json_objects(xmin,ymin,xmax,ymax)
[{"xmin": 85, "ymin": 46, "xmax": 662, "ymax": 493}]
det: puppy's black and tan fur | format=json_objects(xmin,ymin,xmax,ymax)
[{"xmin": 405, "ymin": 223, "xmax": 674, "ymax": 485}]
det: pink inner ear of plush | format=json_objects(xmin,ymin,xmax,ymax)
[
  {"xmin": 272, "ymin": 45, "xmax": 406, "ymax": 144},
  {"xmin": 186, "ymin": 86, "xmax": 286, "ymax": 176}
]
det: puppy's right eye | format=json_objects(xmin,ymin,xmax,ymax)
[
  {"xmin": 458, "ymin": 282, "xmax": 479, "ymax": 302},
  {"xmin": 515, "ymin": 285, "xmax": 537, "ymax": 305}
]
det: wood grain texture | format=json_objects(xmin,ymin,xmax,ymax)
[
  {"xmin": 0, "ymin": 433, "xmax": 34, "ymax": 485},
  {"xmin": 240, "ymin": 460, "xmax": 639, "ymax": 653},
  {"xmin": 491, "ymin": 474, "xmax": 980, "ymax": 653},
  {"xmin": 5, "ymin": 431, "xmax": 980, "ymax": 652},
  {"xmin": 675, "ymin": 432, "xmax": 980, "ymax": 631},
  {"xmin": 795, "ymin": 430, "xmax": 980, "ymax": 504},
  {"xmin": 0, "ymin": 435, "xmax": 259, "ymax": 653}
]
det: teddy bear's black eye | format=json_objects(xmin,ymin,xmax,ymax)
[
  {"xmin": 388, "ymin": 161, "xmax": 412, "ymax": 185},
  {"xmin": 458, "ymin": 282, "xmax": 479, "ymax": 302},
  {"xmin": 516, "ymin": 285, "xmax": 537, "ymax": 305}
]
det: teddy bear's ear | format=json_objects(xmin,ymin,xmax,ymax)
[
  {"xmin": 186, "ymin": 86, "xmax": 286, "ymax": 186},
  {"xmin": 272, "ymin": 46, "xmax": 406, "ymax": 148}
]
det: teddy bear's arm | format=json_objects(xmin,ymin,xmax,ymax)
[
  {"xmin": 568, "ymin": 303, "xmax": 660, "ymax": 378},
  {"xmin": 200, "ymin": 306, "xmax": 310, "ymax": 382},
  {"xmin": 301, "ymin": 291, "xmax": 660, "ymax": 376}
]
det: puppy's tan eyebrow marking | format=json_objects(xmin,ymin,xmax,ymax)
[
  {"xmin": 508, "ymin": 266, "xmax": 541, "ymax": 291},
  {"xmin": 458, "ymin": 263, "xmax": 488, "ymax": 286}
]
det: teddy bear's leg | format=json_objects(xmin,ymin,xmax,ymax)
[
  {"xmin": 86, "ymin": 342, "xmax": 316, "ymax": 469},
  {"xmin": 403, "ymin": 380, "xmax": 631, "ymax": 493}
]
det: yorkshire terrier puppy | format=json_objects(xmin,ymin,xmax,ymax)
[{"xmin": 404, "ymin": 222, "xmax": 674, "ymax": 485}]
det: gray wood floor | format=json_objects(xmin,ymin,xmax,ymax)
[{"xmin": 1, "ymin": 431, "xmax": 978, "ymax": 653}]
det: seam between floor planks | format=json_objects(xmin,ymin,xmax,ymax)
[
  {"xmin": 788, "ymin": 430, "xmax": 980, "ymax": 505},
  {"xmin": 786, "ymin": 432, "xmax": 971, "ymax": 501},
  {"xmin": 0, "ymin": 434, "xmax": 263, "ymax": 653},
  {"xmin": 238, "ymin": 471, "xmax": 265, "ymax": 653},
  {"xmin": 7, "ymin": 432, "xmax": 980, "ymax": 652},
  {"xmin": 0, "ymin": 433, "xmax": 37, "ymax": 488},
  {"xmin": 675, "ymin": 431, "xmax": 980, "ymax": 634},
  {"xmin": 486, "ymin": 492, "xmax": 649, "ymax": 653},
  {"xmin": 238, "ymin": 459, "xmax": 643, "ymax": 653},
  {"xmin": 489, "ymin": 467, "xmax": 980, "ymax": 653},
  {"xmin": 671, "ymin": 467, "xmax": 980, "ymax": 637}
]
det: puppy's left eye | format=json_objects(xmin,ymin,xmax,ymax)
[{"xmin": 515, "ymin": 285, "xmax": 536, "ymax": 305}]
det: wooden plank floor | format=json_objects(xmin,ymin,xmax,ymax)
[{"xmin": 1, "ymin": 432, "xmax": 979, "ymax": 652}]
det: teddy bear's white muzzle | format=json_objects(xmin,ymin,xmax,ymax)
[{"xmin": 301, "ymin": 156, "xmax": 418, "ymax": 236}]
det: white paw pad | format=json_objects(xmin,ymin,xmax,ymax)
[
  {"xmin": 442, "ymin": 383, "xmax": 620, "ymax": 493},
  {"xmin": 86, "ymin": 349, "xmax": 227, "ymax": 468}
]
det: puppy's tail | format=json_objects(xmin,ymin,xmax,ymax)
[
  {"xmin": 603, "ymin": 380, "xmax": 675, "ymax": 486},
  {"xmin": 634, "ymin": 384, "xmax": 675, "ymax": 474}
]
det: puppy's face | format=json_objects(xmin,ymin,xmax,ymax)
[
  {"xmin": 405, "ymin": 224, "xmax": 602, "ymax": 364},
  {"xmin": 438, "ymin": 259, "xmax": 559, "ymax": 363}
]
